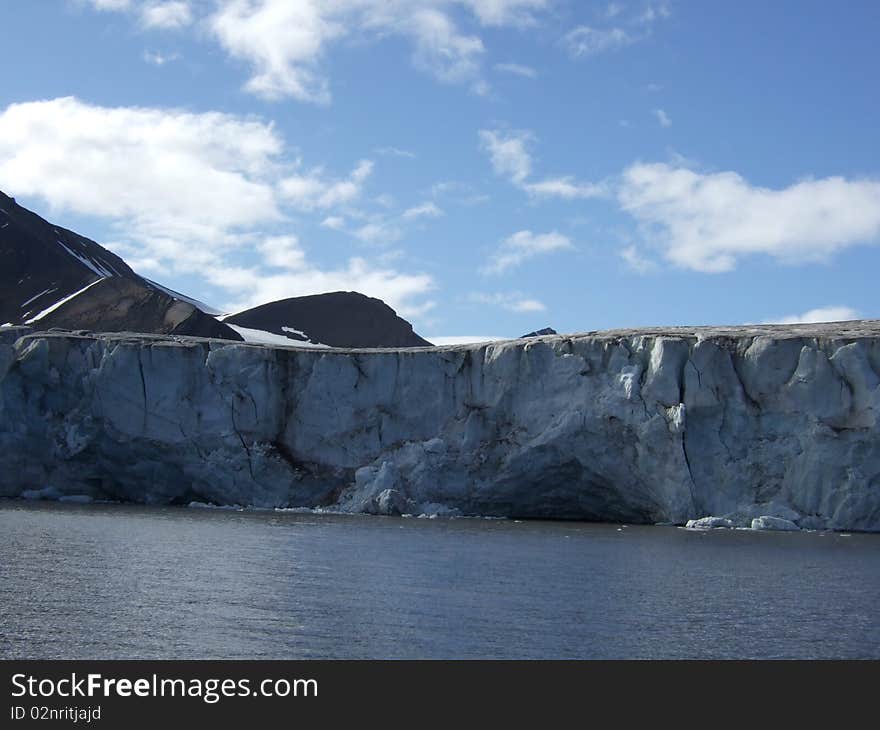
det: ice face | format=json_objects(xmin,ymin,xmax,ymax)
[{"xmin": 1, "ymin": 322, "xmax": 879, "ymax": 530}]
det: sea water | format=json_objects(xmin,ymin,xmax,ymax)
[{"xmin": 1, "ymin": 501, "xmax": 877, "ymax": 659}]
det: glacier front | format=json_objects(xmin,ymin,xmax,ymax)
[{"xmin": 1, "ymin": 322, "xmax": 879, "ymax": 531}]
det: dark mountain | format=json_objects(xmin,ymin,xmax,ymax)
[
  {"xmin": 521, "ymin": 327, "xmax": 557, "ymax": 338},
  {"xmin": 224, "ymin": 291, "xmax": 432, "ymax": 348},
  {"xmin": 0, "ymin": 190, "xmax": 242, "ymax": 340},
  {"xmin": 1, "ymin": 191, "xmax": 432, "ymax": 347}
]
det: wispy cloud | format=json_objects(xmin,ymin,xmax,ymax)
[
  {"xmin": 470, "ymin": 291, "xmax": 546, "ymax": 312},
  {"xmin": 494, "ymin": 62, "xmax": 537, "ymax": 78},
  {"xmin": 479, "ymin": 129, "xmax": 533, "ymax": 184},
  {"xmin": 402, "ymin": 202, "xmax": 444, "ymax": 220},
  {"xmin": 90, "ymin": 0, "xmax": 193, "ymax": 30},
  {"xmin": 562, "ymin": 26, "xmax": 634, "ymax": 57},
  {"xmin": 374, "ymin": 146, "xmax": 416, "ymax": 159},
  {"xmin": 140, "ymin": 1, "xmax": 192, "ymax": 29},
  {"xmin": 484, "ymin": 230, "xmax": 572, "ymax": 274},
  {"xmin": 620, "ymin": 244, "xmax": 655, "ymax": 273},
  {"xmin": 561, "ymin": 1, "xmax": 670, "ymax": 59},
  {"xmin": 523, "ymin": 177, "xmax": 607, "ymax": 200},
  {"xmin": 653, "ymin": 108, "xmax": 671, "ymax": 127},
  {"xmin": 278, "ymin": 160, "xmax": 374, "ymax": 211},
  {"xmin": 143, "ymin": 49, "xmax": 180, "ymax": 66},
  {"xmin": 479, "ymin": 128, "xmax": 606, "ymax": 200}
]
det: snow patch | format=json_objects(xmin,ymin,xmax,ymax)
[
  {"xmin": 24, "ymin": 278, "xmax": 105, "ymax": 323},
  {"xmin": 281, "ymin": 326, "xmax": 308, "ymax": 339},
  {"xmin": 144, "ymin": 278, "xmax": 223, "ymax": 315},
  {"xmin": 56, "ymin": 240, "xmax": 117, "ymax": 278},
  {"xmin": 21, "ymin": 287, "xmax": 58, "ymax": 308},
  {"xmin": 226, "ymin": 324, "xmax": 330, "ymax": 348},
  {"xmin": 281, "ymin": 326, "xmax": 328, "ymax": 347}
]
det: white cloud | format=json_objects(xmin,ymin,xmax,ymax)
[
  {"xmin": 89, "ymin": 1, "xmax": 193, "ymax": 30},
  {"xmin": 207, "ymin": 1, "xmax": 342, "ymax": 103},
  {"xmin": 86, "ymin": 1, "xmax": 553, "ymax": 103},
  {"xmin": 0, "ymin": 96, "xmax": 436, "ymax": 316},
  {"xmin": 407, "ymin": 8, "xmax": 485, "ymax": 86},
  {"xmin": 89, "ymin": 0, "xmax": 131, "ymax": 10},
  {"xmin": 523, "ymin": 176, "xmax": 606, "ymax": 200},
  {"xmin": 479, "ymin": 128, "xmax": 605, "ymax": 201},
  {"xmin": 258, "ymin": 235, "xmax": 306, "ymax": 270},
  {"xmin": 402, "ymin": 202, "xmax": 444, "ymax": 220},
  {"xmin": 316, "ymin": 201, "xmax": 444, "ymax": 245},
  {"xmin": 0, "ymin": 96, "xmax": 281, "ymax": 270},
  {"xmin": 210, "ymin": 253, "xmax": 435, "ymax": 318},
  {"xmin": 494, "ymin": 62, "xmax": 537, "ymax": 78},
  {"xmin": 201, "ymin": 1, "xmax": 550, "ymax": 103},
  {"xmin": 562, "ymin": 26, "xmax": 634, "ymax": 57},
  {"xmin": 353, "ymin": 220, "xmax": 403, "ymax": 245},
  {"xmin": 141, "ymin": 1, "xmax": 192, "ymax": 29},
  {"xmin": 321, "ymin": 215, "xmax": 347, "ymax": 230},
  {"xmin": 762, "ymin": 306, "xmax": 861, "ymax": 325},
  {"xmin": 479, "ymin": 129, "xmax": 532, "ymax": 184},
  {"xmin": 278, "ymin": 159, "xmax": 374, "ymax": 211},
  {"xmin": 143, "ymin": 50, "xmax": 180, "ymax": 65},
  {"xmin": 561, "ymin": 1, "xmax": 670, "ymax": 58},
  {"xmin": 461, "ymin": 0, "xmax": 548, "ymax": 27},
  {"xmin": 484, "ymin": 230, "xmax": 572, "ymax": 274},
  {"xmin": 653, "ymin": 108, "xmax": 671, "ymax": 127},
  {"xmin": 618, "ymin": 162, "xmax": 880, "ymax": 272},
  {"xmin": 619, "ymin": 245, "xmax": 656, "ymax": 273}
]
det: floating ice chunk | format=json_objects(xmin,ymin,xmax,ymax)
[
  {"xmin": 187, "ymin": 501, "xmax": 242, "ymax": 510},
  {"xmin": 20, "ymin": 486, "xmax": 62, "ymax": 500},
  {"xmin": 686, "ymin": 516, "xmax": 733, "ymax": 529},
  {"xmin": 58, "ymin": 494, "xmax": 92, "ymax": 504},
  {"xmin": 751, "ymin": 515, "xmax": 800, "ymax": 531}
]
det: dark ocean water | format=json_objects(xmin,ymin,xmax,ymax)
[{"xmin": 1, "ymin": 500, "xmax": 878, "ymax": 659}]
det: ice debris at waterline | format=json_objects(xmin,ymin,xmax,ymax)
[{"xmin": 1, "ymin": 322, "xmax": 879, "ymax": 531}]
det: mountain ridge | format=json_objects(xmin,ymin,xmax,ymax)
[{"xmin": 0, "ymin": 190, "xmax": 431, "ymax": 348}]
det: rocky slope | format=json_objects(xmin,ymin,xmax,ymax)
[{"xmin": 1, "ymin": 322, "xmax": 878, "ymax": 530}]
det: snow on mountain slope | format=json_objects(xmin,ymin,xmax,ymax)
[
  {"xmin": 226, "ymin": 324, "xmax": 329, "ymax": 348},
  {"xmin": 145, "ymin": 278, "xmax": 225, "ymax": 316},
  {"xmin": 24, "ymin": 278, "xmax": 106, "ymax": 324}
]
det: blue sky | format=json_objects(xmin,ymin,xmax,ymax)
[{"xmin": 1, "ymin": 1, "xmax": 879, "ymax": 342}]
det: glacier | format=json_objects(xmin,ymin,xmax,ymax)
[{"xmin": 1, "ymin": 322, "xmax": 879, "ymax": 531}]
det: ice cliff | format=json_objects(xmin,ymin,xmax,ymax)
[{"xmin": 1, "ymin": 323, "xmax": 879, "ymax": 531}]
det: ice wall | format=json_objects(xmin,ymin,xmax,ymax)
[{"xmin": 1, "ymin": 323, "xmax": 878, "ymax": 530}]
